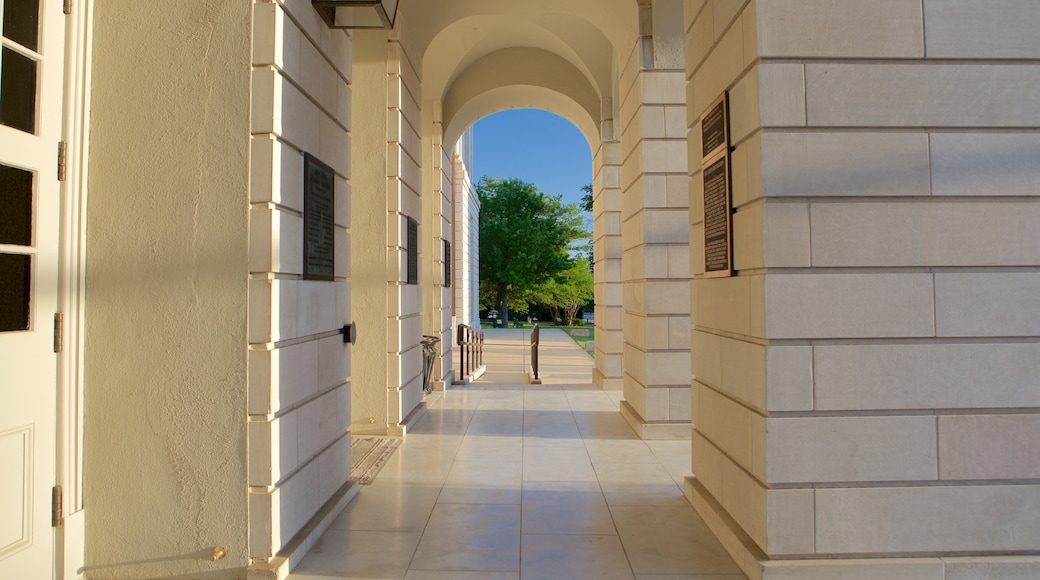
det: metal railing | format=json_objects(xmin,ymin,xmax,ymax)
[
  {"xmin": 530, "ymin": 324, "xmax": 540, "ymax": 383},
  {"xmin": 456, "ymin": 324, "xmax": 484, "ymax": 380}
]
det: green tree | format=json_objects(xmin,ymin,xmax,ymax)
[
  {"xmin": 580, "ymin": 183, "xmax": 593, "ymax": 213},
  {"xmin": 478, "ymin": 176, "xmax": 587, "ymax": 326},
  {"xmin": 579, "ymin": 183, "xmax": 594, "ymax": 269},
  {"xmin": 536, "ymin": 257, "xmax": 594, "ymax": 325}
]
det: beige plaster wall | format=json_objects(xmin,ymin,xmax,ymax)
[
  {"xmin": 349, "ymin": 30, "xmax": 391, "ymax": 433},
  {"xmin": 685, "ymin": 1, "xmax": 1040, "ymax": 577},
  {"xmin": 83, "ymin": 2, "xmax": 251, "ymax": 577},
  {"xmin": 248, "ymin": 1, "xmax": 353, "ymax": 562},
  {"xmin": 351, "ymin": 11, "xmax": 428, "ymax": 433}
]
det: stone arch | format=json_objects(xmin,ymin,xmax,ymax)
[{"xmin": 441, "ymin": 49, "xmax": 602, "ymax": 148}]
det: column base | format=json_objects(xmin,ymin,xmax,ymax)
[
  {"xmin": 389, "ymin": 400, "xmax": 430, "ymax": 436},
  {"xmin": 592, "ymin": 368, "xmax": 623, "ymax": 390},
  {"xmin": 619, "ymin": 400, "xmax": 691, "ymax": 439},
  {"xmin": 248, "ymin": 479, "xmax": 360, "ymax": 579},
  {"xmin": 683, "ymin": 476, "xmax": 1040, "ymax": 580}
]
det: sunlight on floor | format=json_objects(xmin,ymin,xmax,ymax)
[{"xmin": 288, "ymin": 330, "xmax": 745, "ymax": 580}]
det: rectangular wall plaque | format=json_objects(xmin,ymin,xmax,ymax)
[
  {"xmin": 303, "ymin": 153, "xmax": 335, "ymax": 281},
  {"xmin": 700, "ymin": 92, "xmax": 732, "ymax": 278},
  {"xmin": 702, "ymin": 152, "xmax": 732, "ymax": 277},
  {"xmin": 700, "ymin": 93, "xmax": 729, "ymax": 161}
]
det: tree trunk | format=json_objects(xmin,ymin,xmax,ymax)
[{"xmin": 499, "ymin": 283, "xmax": 510, "ymax": 327}]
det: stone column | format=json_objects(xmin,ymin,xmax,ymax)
[
  {"xmin": 617, "ymin": 24, "xmax": 692, "ymax": 439},
  {"xmin": 386, "ymin": 24, "xmax": 426, "ymax": 432},
  {"xmin": 684, "ymin": 1, "xmax": 1040, "ymax": 578},
  {"xmin": 248, "ymin": 2, "xmax": 354, "ymax": 566},
  {"xmin": 453, "ymin": 136, "xmax": 481, "ymax": 331},
  {"xmin": 423, "ymin": 108, "xmax": 454, "ymax": 389},
  {"xmin": 592, "ymin": 138, "xmax": 623, "ymax": 390}
]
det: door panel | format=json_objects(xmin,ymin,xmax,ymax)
[{"xmin": 0, "ymin": 0, "xmax": 64, "ymax": 576}]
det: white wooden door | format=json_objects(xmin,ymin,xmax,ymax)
[{"xmin": 0, "ymin": 0, "xmax": 65, "ymax": 577}]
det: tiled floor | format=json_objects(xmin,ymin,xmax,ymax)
[{"xmin": 289, "ymin": 329, "xmax": 746, "ymax": 580}]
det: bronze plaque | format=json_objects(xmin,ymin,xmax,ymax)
[
  {"xmin": 702, "ymin": 152, "xmax": 732, "ymax": 277},
  {"xmin": 303, "ymin": 153, "xmax": 335, "ymax": 281},
  {"xmin": 700, "ymin": 92, "xmax": 733, "ymax": 278},
  {"xmin": 700, "ymin": 93, "xmax": 729, "ymax": 160}
]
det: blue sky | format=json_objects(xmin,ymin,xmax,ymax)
[{"xmin": 472, "ymin": 109, "xmax": 593, "ymax": 209}]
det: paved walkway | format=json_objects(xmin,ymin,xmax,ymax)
[{"xmin": 289, "ymin": 328, "xmax": 745, "ymax": 579}]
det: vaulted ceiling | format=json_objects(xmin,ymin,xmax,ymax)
[{"xmin": 402, "ymin": 0, "xmax": 639, "ymax": 146}]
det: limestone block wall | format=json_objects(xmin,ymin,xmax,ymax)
[
  {"xmin": 619, "ymin": 26, "xmax": 692, "ymax": 437},
  {"xmin": 248, "ymin": 1, "xmax": 352, "ymax": 561},
  {"xmin": 453, "ymin": 146, "xmax": 481, "ymax": 331},
  {"xmin": 592, "ymin": 140, "xmax": 624, "ymax": 390},
  {"xmin": 685, "ymin": 1, "xmax": 1040, "ymax": 577},
  {"xmin": 424, "ymin": 113, "xmax": 454, "ymax": 388},
  {"xmin": 386, "ymin": 23, "xmax": 425, "ymax": 427},
  {"xmin": 83, "ymin": 2, "xmax": 251, "ymax": 577}
]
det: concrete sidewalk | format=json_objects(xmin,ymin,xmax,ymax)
[{"xmin": 471, "ymin": 327, "xmax": 594, "ymax": 386}]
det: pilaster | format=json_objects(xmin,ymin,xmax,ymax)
[
  {"xmin": 618, "ymin": 23, "xmax": 692, "ymax": 438},
  {"xmin": 685, "ymin": 1, "xmax": 1040, "ymax": 578}
]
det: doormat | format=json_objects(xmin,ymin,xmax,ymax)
[{"xmin": 349, "ymin": 436, "xmax": 401, "ymax": 485}]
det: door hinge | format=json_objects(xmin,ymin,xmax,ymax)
[
  {"xmin": 52, "ymin": 486, "xmax": 63, "ymax": 527},
  {"xmin": 57, "ymin": 141, "xmax": 68, "ymax": 181},
  {"xmin": 63, "ymin": 0, "xmax": 72, "ymax": 15},
  {"xmin": 54, "ymin": 313, "xmax": 63, "ymax": 353}
]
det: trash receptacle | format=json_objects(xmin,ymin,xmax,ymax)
[{"xmin": 421, "ymin": 335, "xmax": 440, "ymax": 394}]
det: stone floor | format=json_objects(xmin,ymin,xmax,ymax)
[{"xmin": 288, "ymin": 328, "xmax": 745, "ymax": 580}]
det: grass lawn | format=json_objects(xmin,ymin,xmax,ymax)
[{"xmin": 559, "ymin": 325, "xmax": 594, "ymax": 353}]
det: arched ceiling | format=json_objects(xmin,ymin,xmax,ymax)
[{"xmin": 403, "ymin": 0, "xmax": 637, "ymax": 145}]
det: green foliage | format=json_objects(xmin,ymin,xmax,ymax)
[
  {"xmin": 579, "ymin": 184, "xmax": 594, "ymax": 267},
  {"xmin": 535, "ymin": 258, "xmax": 594, "ymax": 324},
  {"xmin": 580, "ymin": 183, "xmax": 594, "ymax": 213},
  {"xmin": 478, "ymin": 176, "xmax": 588, "ymax": 324}
]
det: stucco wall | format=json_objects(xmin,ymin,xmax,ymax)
[
  {"xmin": 348, "ymin": 29, "xmax": 390, "ymax": 434},
  {"xmin": 84, "ymin": 2, "xmax": 251, "ymax": 577}
]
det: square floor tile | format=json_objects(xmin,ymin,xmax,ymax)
[
  {"xmin": 646, "ymin": 440, "xmax": 694, "ymax": 485},
  {"xmin": 439, "ymin": 460, "xmax": 522, "ymax": 504},
  {"xmin": 468, "ymin": 410, "xmax": 524, "ymax": 436},
  {"xmin": 521, "ymin": 481, "xmax": 616, "ymax": 536},
  {"xmin": 410, "ymin": 503, "xmax": 521, "ymax": 572},
  {"xmin": 522, "ymin": 446, "xmax": 597, "ymax": 482},
  {"xmin": 585, "ymin": 439, "xmax": 660, "ymax": 465},
  {"xmin": 574, "ymin": 411, "xmax": 639, "ymax": 439},
  {"xmin": 565, "ymin": 390, "xmax": 621, "ymax": 412},
  {"xmin": 330, "ymin": 481, "xmax": 441, "ymax": 532},
  {"xmin": 456, "ymin": 435, "xmax": 523, "ymax": 462},
  {"xmin": 594, "ymin": 462, "xmax": 690, "ymax": 507},
  {"xmin": 406, "ymin": 572, "xmax": 519, "ymax": 580},
  {"xmin": 521, "ymin": 534, "xmax": 635, "ymax": 580},
  {"xmin": 288, "ymin": 529, "xmax": 420, "ymax": 579},
  {"xmin": 610, "ymin": 505, "xmax": 743, "ymax": 576},
  {"xmin": 634, "ymin": 575, "xmax": 746, "ymax": 579}
]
